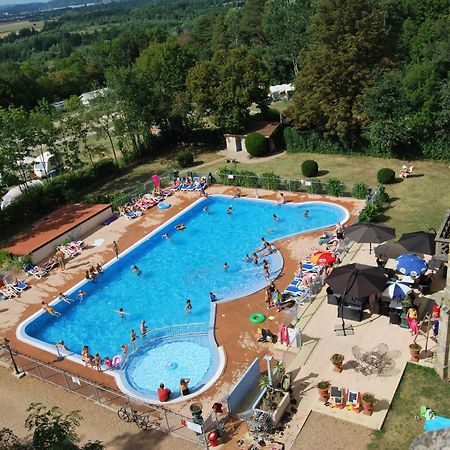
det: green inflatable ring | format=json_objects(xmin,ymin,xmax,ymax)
[{"xmin": 250, "ymin": 313, "xmax": 266, "ymax": 324}]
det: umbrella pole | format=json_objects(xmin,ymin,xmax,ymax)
[
  {"xmin": 369, "ymin": 243, "xmax": 372, "ymax": 254},
  {"xmin": 337, "ymin": 271, "xmax": 357, "ymax": 336}
]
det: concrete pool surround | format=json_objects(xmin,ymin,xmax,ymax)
[{"xmin": 16, "ymin": 195, "xmax": 349, "ymax": 403}]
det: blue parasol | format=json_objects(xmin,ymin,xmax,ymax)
[
  {"xmin": 383, "ymin": 280, "xmax": 413, "ymax": 299},
  {"xmin": 395, "ymin": 254, "xmax": 428, "ymax": 277}
]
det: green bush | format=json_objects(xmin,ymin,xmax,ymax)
[
  {"xmin": 93, "ymin": 158, "xmax": 118, "ymax": 178},
  {"xmin": 301, "ymin": 160, "xmax": 319, "ymax": 177},
  {"xmin": 260, "ymin": 172, "xmax": 280, "ymax": 190},
  {"xmin": 359, "ymin": 203, "xmax": 380, "ymax": 222},
  {"xmin": 306, "ymin": 178, "xmax": 324, "ymax": 194},
  {"xmin": 234, "ymin": 170, "xmax": 258, "ymax": 187},
  {"xmin": 352, "ymin": 182, "xmax": 369, "ymax": 199},
  {"xmin": 245, "ymin": 132, "xmax": 269, "ymax": 157},
  {"xmin": 377, "ymin": 168, "xmax": 396, "ymax": 184},
  {"xmin": 376, "ymin": 184, "xmax": 390, "ymax": 204},
  {"xmin": 284, "ymin": 128, "xmax": 349, "ymax": 154},
  {"xmin": 0, "ymin": 249, "xmax": 31, "ymax": 271},
  {"xmin": 326, "ymin": 178, "xmax": 344, "ymax": 197},
  {"xmin": 177, "ymin": 151, "xmax": 194, "ymax": 168}
]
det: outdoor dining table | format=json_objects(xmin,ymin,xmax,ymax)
[{"xmin": 361, "ymin": 350, "xmax": 386, "ymax": 375}]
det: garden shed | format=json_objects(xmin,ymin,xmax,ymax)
[{"xmin": 224, "ymin": 122, "xmax": 280, "ymax": 160}]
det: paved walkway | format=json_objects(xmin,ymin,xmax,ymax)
[{"xmin": 280, "ymin": 242, "xmax": 436, "ymax": 448}]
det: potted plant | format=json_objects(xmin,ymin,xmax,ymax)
[
  {"xmin": 317, "ymin": 381, "xmax": 330, "ymax": 401},
  {"xmin": 330, "ymin": 353, "xmax": 345, "ymax": 373},
  {"xmin": 361, "ymin": 393, "xmax": 376, "ymax": 416},
  {"xmin": 409, "ymin": 342, "xmax": 422, "ymax": 362}
]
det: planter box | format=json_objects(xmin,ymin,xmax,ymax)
[{"xmin": 252, "ymin": 388, "xmax": 291, "ymax": 426}]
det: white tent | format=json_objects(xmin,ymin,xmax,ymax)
[
  {"xmin": 1, "ymin": 180, "xmax": 44, "ymax": 210},
  {"xmin": 269, "ymin": 84, "xmax": 295, "ymax": 100}
]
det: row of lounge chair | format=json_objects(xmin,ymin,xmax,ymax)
[
  {"xmin": 0, "ymin": 276, "xmax": 30, "ymax": 299},
  {"xmin": 57, "ymin": 240, "xmax": 84, "ymax": 259},
  {"xmin": 283, "ymin": 262, "xmax": 321, "ymax": 299},
  {"xmin": 171, "ymin": 176, "xmax": 207, "ymax": 192},
  {"xmin": 119, "ymin": 193, "xmax": 170, "ymax": 220}
]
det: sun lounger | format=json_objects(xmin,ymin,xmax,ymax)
[
  {"xmin": 3, "ymin": 276, "xmax": 29, "ymax": 293},
  {"xmin": 120, "ymin": 209, "xmax": 142, "ymax": 220},
  {"xmin": 24, "ymin": 263, "xmax": 47, "ymax": 279},
  {"xmin": 41, "ymin": 258, "xmax": 58, "ymax": 271},
  {"xmin": 0, "ymin": 280, "xmax": 19, "ymax": 297},
  {"xmin": 301, "ymin": 263, "xmax": 320, "ymax": 273}
]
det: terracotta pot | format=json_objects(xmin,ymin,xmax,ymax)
[
  {"xmin": 318, "ymin": 387, "xmax": 330, "ymax": 401},
  {"xmin": 409, "ymin": 347, "xmax": 421, "ymax": 362},
  {"xmin": 333, "ymin": 363, "xmax": 343, "ymax": 373},
  {"xmin": 361, "ymin": 399, "xmax": 374, "ymax": 416}
]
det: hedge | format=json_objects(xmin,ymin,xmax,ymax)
[
  {"xmin": 301, "ymin": 160, "xmax": 319, "ymax": 177},
  {"xmin": 177, "ymin": 151, "xmax": 194, "ymax": 168},
  {"xmin": 377, "ymin": 168, "xmax": 396, "ymax": 184},
  {"xmin": 246, "ymin": 132, "xmax": 269, "ymax": 157}
]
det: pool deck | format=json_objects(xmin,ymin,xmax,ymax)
[{"xmin": 0, "ymin": 187, "xmax": 363, "ymax": 425}]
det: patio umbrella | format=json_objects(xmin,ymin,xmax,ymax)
[
  {"xmin": 345, "ymin": 223, "xmax": 396, "ymax": 253},
  {"xmin": 397, "ymin": 231, "xmax": 436, "ymax": 256},
  {"xmin": 326, "ymin": 263, "xmax": 387, "ymax": 298},
  {"xmin": 395, "ymin": 254, "xmax": 428, "ymax": 277},
  {"xmin": 374, "ymin": 242, "xmax": 408, "ymax": 259},
  {"xmin": 310, "ymin": 251, "xmax": 337, "ymax": 265},
  {"xmin": 152, "ymin": 173, "xmax": 161, "ymax": 188},
  {"xmin": 382, "ymin": 280, "xmax": 413, "ymax": 299}
]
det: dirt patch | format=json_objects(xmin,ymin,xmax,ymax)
[{"xmin": 292, "ymin": 411, "xmax": 372, "ymax": 450}]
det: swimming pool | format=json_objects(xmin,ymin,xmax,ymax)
[{"xmin": 18, "ymin": 195, "xmax": 347, "ymax": 402}]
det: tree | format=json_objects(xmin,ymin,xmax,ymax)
[
  {"xmin": 290, "ymin": 0, "xmax": 394, "ymax": 139},
  {"xmin": 133, "ymin": 39, "xmax": 195, "ymax": 133},
  {"xmin": 262, "ymin": 0, "xmax": 316, "ymax": 80},
  {"xmin": 0, "ymin": 403, "xmax": 104, "ymax": 450},
  {"xmin": 240, "ymin": 0, "xmax": 267, "ymax": 46},
  {"xmin": 0, "ymin": 106, "xmax": 33, "ymax": 186},
  {"xmin": 187, "ymin": 47, "xmax": 269, "ymax": 131}
]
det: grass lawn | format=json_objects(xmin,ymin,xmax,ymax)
[
  {"xmin": 368, "ymin": 364, "xmax": 450, "ymax": 450},
  {"xmin": 0, "ymin": 20, "xmax": 44, "ymax": 38},
  {"xmin": 95, "ymin": 148, "xmax": 221, "ymax": 195},
  {"xmin": 204, "ymin": 152, "xmax": 450, "ymax": 235}
]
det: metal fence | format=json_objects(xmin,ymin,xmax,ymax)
[{"xmin": 0, "ymin": 346, "xmax": 209, "ymax": 448}]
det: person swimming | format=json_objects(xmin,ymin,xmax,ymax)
[
  {"xmin": 57, "ymin": 293, "xmax": 71, "ymax": 304},
  {"xmin": 253, "ymin": 252, "xmax": 258, "ymax": 265},
  {"xmin": 244, "ymin": 254, "xmax": 250, "ymax": 262},
  {"xmin": 175, "ymin": 224, "xmax": 186, "ymax": 230},
  {"xmin": 223, "ymin": 262, "xmax": 229, "ymax": 271},
  {"xmin": 41, "ymin": 301, "xmax": 61, "ymax": 317},
  {"xmin": 209, "ymin": 292, "xmax": 219, "ymax": 302},
  {"xmin": 227, "ymin": 206, "xmax": 233, "ymax": 214},
  {"xmin": 273, "ymin": 214, "xmax": 279, "ymax": 222},
  {"xmin": 113, "ymin": 307, "xmax": 129, "ymax": 319},
  {"xmin": 162, "ymin": 233, "xmax": 170, "ymax": 239},
  {"xmin": 304, "ymin": 210, "xmax": 309, "ymax": 217},
  {"xmin": 77, "ymin": 290, "xmax": 87, "ymax": 301},
  {"xmin": 140, "ymin": 320, "xmax": 148, "ymax": 336},
  {"xmin": 185, "ymin": 299, "xmax": 192, "ymax": 313},
  {"xmin": 203, "ymin": 206, "xmax": 209, "ymax": 213},
  {"xmin": 131, "ymin": 265, "xmax": 142, "ymax": 275}
]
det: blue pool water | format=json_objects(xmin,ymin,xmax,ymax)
[
  {"xmin": 23, "ymin": 196, "xmax": 346, "ymax": 398},
  {"xmin": 125, "ymin": 334, "xmax": 216, "ymax": 397}
]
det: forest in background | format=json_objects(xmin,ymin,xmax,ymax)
[{"xmin": 0, "ymin": 0, "xmax": 449, "ymax": 171}]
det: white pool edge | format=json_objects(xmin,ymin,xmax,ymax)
[{"xmin": 16, "ymin": 194, "xmax": 349, "ymax": 404}]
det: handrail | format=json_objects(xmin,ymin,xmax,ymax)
[{"xmin": 121, "ymin": 322, "xmax": 209, "ymax": 368}]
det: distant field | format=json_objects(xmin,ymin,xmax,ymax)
[{"xmin": 0, "ymin": 20, "xmax": 44, "ymax": 38}]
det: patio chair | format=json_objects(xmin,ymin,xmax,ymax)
[
  {"xmin": 3, "ymin": 276, "xmax": 29, "ymax": 293},
  {"xmin": 351, "ymin": 346, "xmax": 367, "ymax": 373},
  {"xmin": 23, "ymin": 263, "xmax": 47, "ymax": 279},
  {"xmin": 0, "ymin": 280, "xmax": 19, "ymax": 298}
]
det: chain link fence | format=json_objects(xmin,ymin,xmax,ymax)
[{"xmin": 0, "ymin": 346, "xmax": 210, "ymax": 448}]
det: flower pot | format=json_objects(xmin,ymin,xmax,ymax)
[
  {"xmin": 333, "ymin": 363, "xmax": 343, "ymax": 373},
  {"xmin": 361, "ymin": 399, "xmax": 374, "ymax": 416},
  {"xmin": 317, "ymin": 386, "xmax": 330, "ymax": 401},
  {"xmin": 409, "ymin": 345, "xmax": 421, "ymax": 362}
]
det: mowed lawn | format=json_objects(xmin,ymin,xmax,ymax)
[
  {"xmin": 368, "ymin": 364, "xmax": 450, "ymax": 450},
  {"xmin": 204, "ymin": 152, "xmax": 450, "ymax": 235},
  {"xmin": 0, "ymin": 20, "xmax": 44, "ymax": 38}
]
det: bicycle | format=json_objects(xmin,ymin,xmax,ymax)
[{"xmin": 117, "ymin": 405, "xmax": 153, "ymax": 430}]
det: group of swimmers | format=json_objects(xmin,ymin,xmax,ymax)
[
  {"xmin": 85, "ymin": 263, "xmax": 103, "ymax": 281},
  {"xmin": 41, "ymin": 289, "xmax": 88, "ymax": 316}
]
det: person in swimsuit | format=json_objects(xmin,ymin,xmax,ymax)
[
  {"xmin": 162, "ymin": 233, "xmax": 170, "ymax": 239},
  {"xmin": 131, "ymin": 265, "xmax": 142, "ymax": 275},
  {"xmin": 140, "ymin": 320, "xmax": 148, "ymax": 336},
  {"xmin": 77, "ymin": 290, "xmax": 87, "ymax": 301},
  {"xmin": 227, "ymin": 206, "xmax": 233, "ymax": 215},
  {"xmin": 130, "ymin": 329, "xmax": 137, "ymax": 349},
  {"xmin": 223, "ymin": 262, "xmax": 229, "ymax": 271},
  {"xmin": 94, "ymin": 353, "xmax": 102, "ymax": 371},
  {"xmin": 209, "ymin": 292, "xmax": 219, "ymax": 302},
  {"xmin": 253, "ymin": 252, "xmax": 258, "ymax": 265},
  {"xmin": 179, "ymin": 378, "xmax": 190, "ymax": 396},
  {"xmin": 304, "ymin": 210, "xmax": 309, "ymax": 217},
  {"xmin": 57, "ymin": 293, "xmax": 71, "ymax": 304},
  {"xmin": 185, "ymin": 299, "xmax": 192, "ymax": 313},
  {"xmin": 96, "ymin": 263, "xmax": 103, "ymax": 273},
  {"xmin": 335, "ymin": 222, "xmax": 344, "ymax": 241},
  {"xmin": 245, "ymin": 254, "xmax": 250, "ymax": 262},
  {"xmin": 273, "ymin": 214, "xmax": 279, "ymax": 222},
  {"xmin": 41, "ymin": 301, "xmax": 61, "ymax": 316}
]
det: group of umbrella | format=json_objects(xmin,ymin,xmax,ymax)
[{"xmin": 323, "ymin": 224, "xmax": 436, "ymax": 301}]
